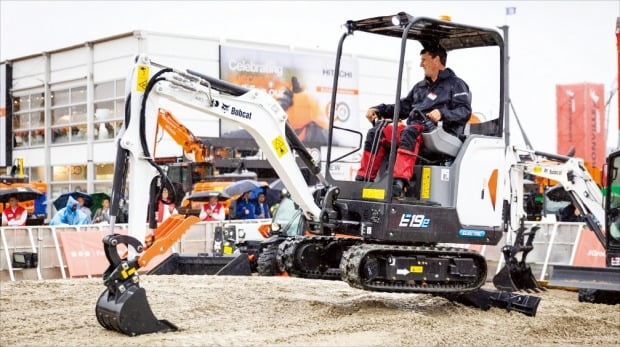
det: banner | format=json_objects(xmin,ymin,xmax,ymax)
[
  {"xmin": 220, "ymin": 45, "xmax": 359, "ymax": 147},
  {"xmin": 57, "ymin": 230, "xmax": 168, "ymax": 277},
  {"xmin": 571, "ymin": 227, "xmax": 607, "ymax": 267},
  {"xmin": 556, "ymin": 83, "xmax": 606, "ymax": 171}
]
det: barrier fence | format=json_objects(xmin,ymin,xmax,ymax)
[{"xmin": 0, "ymin": 220, "xmax": 606, "ymax": 283}]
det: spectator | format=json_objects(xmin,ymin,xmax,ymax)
[
  {"xmin": 50, "ymin": 195, "xmax": 89, "ymax": 226},
  {"xmin": 235, "ymin": 191, "xmax": 256, "ymax": 220},
  {"xmin": 254, "ymin": 192, "xmax": 271, "ymax": 219},
  {"xmin": 199, "ymin": 195, "xmax": 225, "ymax": 221},
  {"xmin": 93, "ymin": 198, "xmax": 111, "ymax": 224},
  {"xmin": 2, "ymin": 195, "xmax": 27, "ymax": 226},
  {"xmin": 156, "ymin": 188, "xmax": 178, "ymax": 223},
  {"xmin": 76, "ymin": 196, "xmax": 92, "ymax": 223}
]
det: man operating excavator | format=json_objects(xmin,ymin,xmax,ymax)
[{"xmin": 356, "ymin": 44, "xmax": 472, "ymax": 197}]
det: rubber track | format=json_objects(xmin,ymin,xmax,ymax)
[
  {"xmin": 278, "ymin": 236, "xmax": 359, "ymax": 280},
  {"xmin": 340, "ymin": 243, "xmax": 487, "ymax": 294}
]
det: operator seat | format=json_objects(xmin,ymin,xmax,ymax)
[{"xmin": 421, "ymin": 114, "xmax": 481, "ymax": 159}]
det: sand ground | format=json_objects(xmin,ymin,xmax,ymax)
[{"xmin": 1, "ymin": 275, "xmax": 619, "ymax": 346}]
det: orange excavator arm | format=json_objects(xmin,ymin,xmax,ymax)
[{"xmin": 156, "ymin": 108, "xmax": 210, "ymax": 162}]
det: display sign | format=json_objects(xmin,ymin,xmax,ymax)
[
  {"xmin": 220, "ymin": 45, "xmax": 359, "ymax": 147},
  {"xmin": 556, "ymin": 83, "xmax": 606, "ymax": 171}
]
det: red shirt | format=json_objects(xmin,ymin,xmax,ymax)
[{"xmin": 3, "ymin": 206, "xmax": 27, "ymax": 226}]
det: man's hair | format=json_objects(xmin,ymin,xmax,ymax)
[{"xmin": 420, "ymin": 45, "xmax": 447, "ymax": 66}]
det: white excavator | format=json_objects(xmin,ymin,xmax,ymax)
[{"xmin": 94, "ymin": 13, "xmax": 613, "ymax": 336}]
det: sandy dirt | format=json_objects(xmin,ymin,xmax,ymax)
[{"xmin": 1, "ymin": 275, "xmax": 618, "ymax": 346}]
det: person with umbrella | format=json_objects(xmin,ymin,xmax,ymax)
[
  {"xmin": 49, "ymin": 195, "xmax": 90, "ymax": 226},
  {"xmin": 235, "ymin": 191, "xmax": 256, "ymax": 220},
  {"xmin": 254, "ymin": 192, "xmax": 271, "ymax": 219},
  {"xmin": 1, "ymin": 195, "xmax": 27, "ymax": 226},
  {"xmin": 76, "ymin": 195, "xmax": 92, "ymax": 223},
  {"xmin": 93, "ymin": 198, "xmax": 111, "ymax": 224},
  {"xmin": 199, "ymin": 194, "xmax": 225, "ymax": 221}
]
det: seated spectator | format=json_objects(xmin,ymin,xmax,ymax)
[
  {"xmin": 93, "ymin": 198, "xmax": 111, "ymax": 224},
  {"xmin": 199, "ymin": 195, "xmax": 225, "ymax": 221},
  {"xmin": 254, "ymin": 192, "xmax": 271, "ymax": 219},
  {"xmin": 76, "ymin": 196, "xmax": 92, "ymax": 223},
  {"xmin": 557, "ymin": 204, "xmax": 585, "ymax": 222},
  {"xmin": 235, "ymin": 191, "xmax": 256, "ymax": 220},
  {"xmin": 156, "ymin": 188, "xmax": 178, "ymax": 223},
  {"xmin": 2, "ymin": 195, "xmax": 27, "ymax": 226},
  {"xmin": 50, "ymin": 196, "xmax": 89, "ymax": 226}
]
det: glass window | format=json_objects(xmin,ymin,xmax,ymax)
[
  {"xmin": 31, "ymin": 111, "xmax": 44, "ymax": 127},
  {"xmin": 94, "ymin": 121, "xmax": 115, "ymax": 140},
  {"xmin": 30, "ymin": 166, "xmax": 45, "ymax": 181},
  {"xmin": 116, "ymin": 80, "xmax": 126, "ymax": 97},
  {"xmin": 71, "ymin": 125, "xmax": 87, "ymax": 142},
  {"xmin": 13, "ymin": 95, "xmax": 26, "ymax": 112},
  {"xmin": 71, "ymin": 86, "xmax": 86, "ymax": 103},
  {"xmin": 71, "ymin": 165, "xmax": 87, "ymax": 180},
  {"xmin": 13, "ymin": 113, "xmax": 29, "ymax": 129},
  {"xmin": 51, "ymin": 127, "xmax": 70, "ymax": 144},
  {"xmin": 52, "ymin": 107, "xmax": 71, "ymax": 125},
  {"xmin": 52, "ymin": 166, "xmax": 70, "ymax": 181},
  {"xmin": 95, "ymin": 163, "xmax": 114, "ymax": 180},
  {"xmin": 95, "ymin": 81, "xmax": 114, "ymax": 100},
  {"xmin": 94, "ymin": 183, "xmax": 112, "ymax": 194},
  {"xmin": 51, "ymin": 89, "xmax": 69, "ymax": 106},
  {"xmin": 30, "ymin": 129, "xmax": 45, "ymax": 146},
  {"xmin": 95, "ymin": 101, "xmax": 114, "ymax": 120},
  {"xmin": 51, "ymin": 184, "xmax": 71, "ymax": 201},
  {"xmin": 71, "ymin": 104, "xmax": 87, "ymax": 123},
  {"xmin": 14, "ymin": 131, "xmax": 29, "ymax": 148},
  {"xmin": 32, "ymin": 92, "xmax": 44, "ymax": 108},
  {"xmin": 115, "ymin": 99, "xmax": 125, "ymax": 118}
]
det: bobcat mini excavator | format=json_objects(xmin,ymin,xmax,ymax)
[{"xmin": 95, "ymin": 13, "xmax": 605, "ymax": 336}]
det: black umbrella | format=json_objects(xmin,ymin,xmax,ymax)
[
  {"xmin": 0, "ymin": 187, "xmax": 44, "ymax": 203},
  {"xmin": 53, "ymin": 191, "xmax": 93, "ymax": 210},
  {"xmin": 223, "ymin": 179, "xmax": 265, "ymax": 197},
  {"xmin": 187, "ymin": 190, "xmax": 230, "ymax": 202}
]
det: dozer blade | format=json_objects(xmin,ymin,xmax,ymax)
[{"xmin": 96, "ymin": 284, "xmax": 177, "ymax": 336}]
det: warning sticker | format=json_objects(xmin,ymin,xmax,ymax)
[
  {"xmin": 421, "ymin": 167, "xmax": 431, "ymax": 199},
  {"xmin": 272, "ymin": 136, "xmax": 289, "ymax": 158},
  {"xmin": 137, "ymin": 66, "xmax": 149, "ymax": 92},
  {"xmin": 362, "ymin": 188, "xmax": 385, "ymax": 200}
]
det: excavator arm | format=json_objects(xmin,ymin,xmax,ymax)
[
  {"xmin": 96, "ymin": 55, "xmax": 330, "ymax": 336},
  {"xmin": 494, "ymin": 146, "xmax": 606, "ymax": 292}
]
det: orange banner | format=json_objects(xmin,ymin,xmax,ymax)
[
  {"xmin": 58, "ymin": 230, "xmax": 168, "ymax": 277},
  {"xmin": 571, "ymin": 228, "xmax": 606, "ymax": 268},
  {"xmin": 556, "ymin": 83, "xmax": 606, "ymax": 170}
]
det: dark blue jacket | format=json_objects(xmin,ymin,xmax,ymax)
[
  {"xmin": 236, "ymin": 198, "xmax": 256, "ymax": 220},
  {"xmin": 375, "ymin": 68, "xmax": 472, "ymax": 137}
]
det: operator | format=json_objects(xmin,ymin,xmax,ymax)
[
  {"xmin": 356, "ymin": 45, "xmax": 471, "ymax": 196},
  {"xmin": 1, "ymin": 195, "xmax": 27, "ymax": 226}
]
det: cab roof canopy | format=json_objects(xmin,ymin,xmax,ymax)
[{"xmin": 346, "ymin": 12, "xmax": 503, "ymax": 51}]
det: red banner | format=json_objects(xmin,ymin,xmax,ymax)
[
  {"xmin": 556, "ymin": 83, "xmax": 606, "ymax": 170},
  {"xmin": 571, "ymin": 227, "xmax": 606, "ymax": 268},
  {"xmin": 58, "ymin": 230, "xmax": 168, "ymax": 277}
]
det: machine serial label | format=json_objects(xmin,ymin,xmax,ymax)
[
  {"xmin": 136, "ymin": 66, "xmax": 149, "ymax": 92},
  {"xmin": 399, "ymin": 214, "xmax": 430, "ymax": 228},
  {"xmin": 421, "ymin": 167, "xmax": 431, "ymax": 199},
  {"xmin": 458, "ymin": 229, "xmax": 486, "ymax": 238},
  {"xmin": 272, "ymin": 136, "xmax": 289, "ymax": 158},
  {"xmin": 362, "ymin": 188, "xmax": 385, "ymax": 200}
]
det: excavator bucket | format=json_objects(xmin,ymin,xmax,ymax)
[
  {"xmin": 492, "ymin": 224, "xmax": 546, "ymax": 292},
  {"xmin": 96, "ymin": 216, "xmax": 199, "ymax": 336},
  {"xmin": 96, "ymin": 284, "xmax": 177, "ymax": 336}
]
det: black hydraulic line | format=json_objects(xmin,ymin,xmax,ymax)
[
  {"xmin": 285, "ymin": 123, "xmax": 321, "ymax": 175},
  {"xmin": 186, "ymin": 69, "xmax": 249, "ymax": 96}
]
